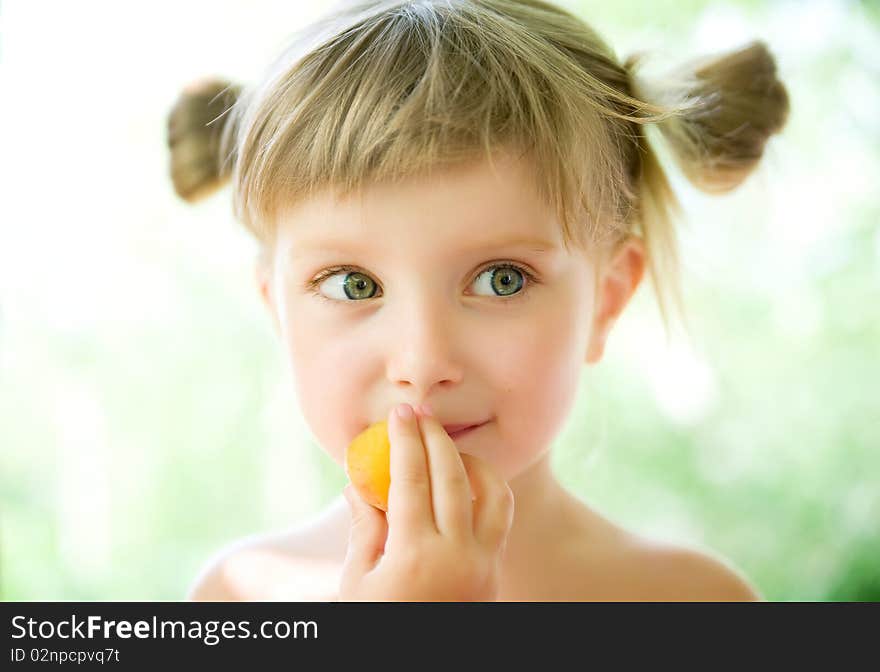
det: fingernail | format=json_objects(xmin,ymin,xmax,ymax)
[
  {"xmin": 417, "ymin": 404, "xmax": 433, "ymax": 417},
  {"xmin": 396, "ymin": 403, "xmax": 413, "ymax": 420}
]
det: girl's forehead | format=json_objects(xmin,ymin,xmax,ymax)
[
  {"xmin": 275, "ymin": 151, "xmax": 563, "ymax": 249},
  {"xmin": 288, "ymin": 233, "xmax": 560, "ymax": 263}
]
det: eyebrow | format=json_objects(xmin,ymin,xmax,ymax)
[{"xmin": 289, "ymin": 237, "xmax": 558, "ymax": 258}]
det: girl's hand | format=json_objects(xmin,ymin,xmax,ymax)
[{"xmin": 338, "ymin": 404, "xmax": 515, "ymax": 601}]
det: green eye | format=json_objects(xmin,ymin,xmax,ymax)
[
  {"xmin": 319, "ymin": 271, "xmax": 378, "ymax": 300},
  {"xmin": 474, "ymin": 265, "xmax": 525, "ymax": 297}
]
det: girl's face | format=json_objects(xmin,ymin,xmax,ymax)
[{"xmin": 262, "ymin": 151, "xmax": 600, "ymax": 482}]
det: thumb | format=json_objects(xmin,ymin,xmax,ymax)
[{"xmin": 342, "ymin": 484, "xmax": 388, "ymax": 577}]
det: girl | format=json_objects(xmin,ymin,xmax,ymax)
[{"xmin": 167, "ymin": 0, "xmax": 789, "ymax": 601}]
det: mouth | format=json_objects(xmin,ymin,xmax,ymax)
[{"xmin": 444, "ymin": 420, "xmax": 489, "ymax": 441}]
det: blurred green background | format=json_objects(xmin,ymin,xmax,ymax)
[{"xmin": 1, "ymin": 0, "xmax": 877, "ymax": 601}]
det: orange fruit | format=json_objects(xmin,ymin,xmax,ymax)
[{"xmin": 345, "ymin": 421, "xmax": 391, "ymax": 511}]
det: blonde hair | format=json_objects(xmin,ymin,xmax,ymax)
[{"xmin": 166, "ymin": 0, "xmax": 790, "ymax": 341}]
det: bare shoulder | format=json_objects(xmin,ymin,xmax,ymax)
[
  {"xmin": 557, "ymin": 497, "xmax": 761, "ymax": 602},
  {"xmin": 187, "ymin": 498, "xmax": 349, "ymax": 602},
  {"xmin": 186, "ymin": 534, "xmax": 259, "ymax": 602},
  {"xmin": 186, "ymin": 534, "xmax": 344, "ymax": 602},
  {"xmin": 621, "ymin": 535, "xmax": 764, "ymax": 602}
]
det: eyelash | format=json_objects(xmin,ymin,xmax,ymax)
[{"xmin": 306, "ymin": 261, "xmax": 539, "ymax": 305}]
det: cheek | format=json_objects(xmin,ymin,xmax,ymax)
[
  {"xmin": 483, "ymin": 305, "xmax": 586, "ymax": 478},
  {"xmin": 285, "ymin": 317, "xmax": 370, "ymax": 466}
]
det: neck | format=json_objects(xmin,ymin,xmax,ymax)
[{"xmin": 501, "ymin": 451, "xmax": 576, "ymax": 564}]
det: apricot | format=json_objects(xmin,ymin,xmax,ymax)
[{"xmin": 345, "ymin": 421, "xmax": 391, "ymax": 511}]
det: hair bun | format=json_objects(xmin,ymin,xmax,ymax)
[
  {"xmin": 166, "ymin": 78, "xmax": 242, "ymax": 203},
  {"xmin": 651, "ymin": 40, "xmax": 791, "ymax": 194}
]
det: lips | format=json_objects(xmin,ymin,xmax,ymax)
[
  {"xmin": 442, "ymin": 423, "xmax": 481, "ymax": 434},
  {"xmin": 444, "ymin": 421, "xmax": 488, "ymax": 440}
]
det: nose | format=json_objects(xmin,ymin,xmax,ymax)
[{"xmin": 385, "ymin": 288, "xmax": 465, "ymax": 395}]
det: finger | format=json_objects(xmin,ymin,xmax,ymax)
[
  {"xmin": 342, "ymin": 484, "xmax": 388, "ymax": 577},
  {"xmin": 386, "ymin": 403, "xmax": 436, "ymax": 537},
  {"xmin": 460, "ymin": 453, "xmax": 514, "ymax": 549},
  {"xmin": 416, "ymin": 409, "xmax": 474, "ymax": 538}
]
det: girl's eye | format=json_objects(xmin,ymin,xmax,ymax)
[
  {"xmin": 307, "ymin": 262, "xmax": 537, "ymax": 303},
  {"xmin": 313, "ymin": 269, "xmax": 379, "ymax": 301},
  {"xmin": 472, "ymin": 264, "xmax": 527, "ymax": 298}
]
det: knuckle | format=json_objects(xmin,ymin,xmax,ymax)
[
  {"xmin": 459, "ymin": 550, "xmax": 494, "ymax": 589},
  {"xmin": 348, "ymin": 511, "xmax": 368, "ymax": 531},
  {"xmin": 395, "ymin": 550, "xmax": 421, "ymax": 578},
  {"xmin": 396, "ymin": 542, "xmax": 435, "ymax": 576},
  {"xmin": 395, "ymin": 467, "xmax": 429, "ymax": 490}
]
